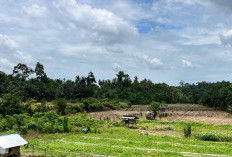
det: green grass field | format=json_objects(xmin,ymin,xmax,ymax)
[{"xmin": 22, "ymin": 119, "xmax": 232, "ymax": 157}]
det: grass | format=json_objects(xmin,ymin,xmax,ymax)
[
  {"xmin": 194, "ymin": 132, "xmax": 232, "ymax": 142},
  {"xmin": 21, "ymin": 119, "xmax": 232, "ymax": 156}
]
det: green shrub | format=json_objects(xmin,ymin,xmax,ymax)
[
  {"xmin": 33, "ymin": 112, "xmax": 45, "ymax": 118},
  {"xmin": 13, "ymin": 114, "xmax": 28, "ymax": 130},
  {"xmin": 53, "ymin": 123, "xmax": 64, "ymax": 133},
  {"xmin": 65, "ymin": 109, "xmax": 77, "ymax": 114},
  {"xmin": 109, "ymin": 121, "xmax": 124, "ymax": 127},
  {"xmin": 0, "ymin": 94, "xmax": 22, "ymax": 116},
  {"xmin": 82, "ymin": 98, "xmax": 104, "ymax": 112},
  {"xmin": 73, "ymin": 117, "xmax": 103, "ymax": 128},
  {"xmin": 23, "ymin": 99, "xmax": 42, "ymax": 115},
  {"xmin": 55, "ymin": 98, "xmax": 67, "ymax": 115},
  {"xmin": 119, "ymin": 102, "xmax": 130, "ymax": 108},
  {"xmin": 89, "ymin": 102, "xmax": 104, "ymax": 112},
  {"xmin": 153, "ymin": 126, "xmax": 174, "ymax": 131},
  {"xmin": 42, "ymin": 122, "xmax": 53, "ymax": 133},
  {"xmin": 194, "ymin": 132, "xmax": 232, "ymax": 142},
  {"xmin": 63, "ymin": 117, "xmax": 69, "ymax": 132},
  {"xmin": 38, "ymin": 111, "xmax": 64, "ymax": 133},
  {"xmin": 68, "ymin": 103, "xmax": 83, "ymax": 113},
  {"xmin": 149, "ymin": 102, "xmax": 161, "ymax": 119},
  {"xmin": 70, "ymin": 99, "xmax": 78, "ymax": 103},
  {"xmin": 0, "ymin": 118, "xmax": 7, "ymax": 131},
  {"xmin": 20, "ymin": 125, "xmax": 29, "ymax": 135},
  {"xmin": 27, "ymin": 122, "xmax": 37, "ymax": 130},
  {"xmin": 183, "ymin": 124, "xmax": 192, "ymax": 137}
]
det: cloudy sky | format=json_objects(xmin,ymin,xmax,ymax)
[{"xmin": 0, "ymin": 0, "xmax": 232, "ymax": 85}]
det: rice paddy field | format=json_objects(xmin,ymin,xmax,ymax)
[{"xmin": 21, "ymin": 104, "xmax": 232, "ymax": 157}]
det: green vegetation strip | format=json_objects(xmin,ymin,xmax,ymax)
[{"xmin": 81, "ymin": 136, "xmax": 228, "ymax": 149}]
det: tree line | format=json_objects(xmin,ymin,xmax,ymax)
[
  {"xmin": 179, "ymin": 81, "xmax": 232, "ymax": 112},
  {"xmin": 1, "ymin": 62, "xmax": 232, "ymax": 113},
  {"xmin": 0, "ymin": 62, "xmax": 185, "ymax": 104}
]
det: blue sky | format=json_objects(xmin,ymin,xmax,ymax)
[{"xmin": 1, "ymin": 0, "xmax": 232, "ymax": 85}]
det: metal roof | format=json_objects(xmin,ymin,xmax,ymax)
[
  {"xmin": 122, "ymin": 117, "xmax": 136, "ymax": 119},
  {"xmin": 0, "ymin": 133, "xmax": 28, "ymax": 149}
]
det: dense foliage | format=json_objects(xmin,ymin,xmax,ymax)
[
  {"xmin": 1, "ymin": 62, "xmax": 232, "ymax": 116},
  {"xmin": 179, "ymin": 81, "xmax": 232, "ymax": 111},
  {"xmin": 0, "ymin": 111, "xmax": 103, "ymax": 135},
  {"xmin": 0, "ymin": 63, "xmax": 185, "ymax": 104}
]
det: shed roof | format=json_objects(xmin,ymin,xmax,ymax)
[
  {"xmin": 0, "ymin": 133, "xmax": 28, "ymax": 149},
  {"xmin": 121, "ymin": 115, "xmax": 138, "ymax": 119}
]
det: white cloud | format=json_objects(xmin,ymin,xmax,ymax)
[
  {"xmin": 0, "ymin": 34, "xmax": 34, "ymax": 70},
  {"xmin": 58, "ymin": 44, "xmax": 106, "ymax": 56},
  {"xmin": 182, "ymin": 59, "xmax": 194, "ymax": 68},
  {"xmin": 53, "ymin": 0, "xmax": 138, "ymax": 44},
  {"xmin": 139, "ymin": 55, "xmax": 165, "ymax": 70},
  {"xmin": 0, "ymin": 34, "xmax": 19, "ymax": 49},
  {"xmin": 207, "ymin": 0, "xmax": 232, "ymax": 13},
  {"xmin": 14, "ymin": 51, "xmax": 34, "ymax": 63},
  {"xmin": 105, "ymin": 46, "xmax": 124, "ymax": 53},
  {"xmin": 0, "ymin": 58, "xmax": 14, "ymax": 69},
  {"xmin": 219, "ymin": 30, "xmax": 232, "ymax": 47},
  {"xmin": 112, "ymin": 63, "xmax": 121, "ymax": 72},
  {"xmin": 23, "ymin": 4, "xmax": 47, "ymax": 17}
]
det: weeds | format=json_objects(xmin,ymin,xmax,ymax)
[
  {"xmin": 183, "ymin": 123, "xmax": 192, "ymax": 137},
  {"xmin": 194, "ymin": 132, "xmax": 232, "ymax": 142}
]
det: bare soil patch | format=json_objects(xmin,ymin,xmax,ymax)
[
  {"xmin": 164, "ymin": 104, "xmax": 232, "ymax": 125},
  {"xmin": 88, "ymin": 105, "xmax": 149, "ymax": 121},
  {"xmin": 89, "ymin": 104, "xmax": 232, "ymax": 125}
]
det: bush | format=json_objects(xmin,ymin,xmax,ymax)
[
  {"xmin": 183, "ymin": 124, "xmax": 192, "ymax": 137},
  {"xmin": 63, "ymin": 117, "xmax": 69, "ymax": 132},
  {"xmin": 67, "ymin": 103, "xmax": 83, "ymax": 113},
  {"xmin": 109, "ymin": 121, "xmax": 124, "ymax": 127},
  {"xmin": 89, "ymin": 102, "xmax": 104, "ymax": 112},
  {"xmin": 70, "ymin": 99, "xmax": 78, "ymax": 103},
  {"xmin": 20, "ymin": 126, "xmax": 29, "ymax": 135},
  {"xmin": 119, "ymin": 102, "xmax": 130, "ymax": 108},
  {"xmin": 23, "ymin": 99, "xmax": 42, "ymax": 115},
  {"xmin": 73, "ymin": 117, "xmax": 103, "ymax": 129},
  {"xmin": 26, "ymin": 122, "xmax": 37, "ymax": 130},
  {"xmin": 149, "ymin": 102, "xmax": 161, "ymax": 119},
  {"xmin": 0, "ymin": 118, "xmax": 7, "ymax": 131},
  {"xmin": 0, "ymin": 94, "xmax": 21, "ymax": 116},
  {"xmin": 194, "ymin": 132, "xmax": 232, "ymax": 142},
  {"xmin": 82, "ymin": 98, "xmax": 104, "ymax": 112},
  {"xmin": 56, "ymin": 98, "xmax": 67, "ymax": 115},
  {"xmin": 38, "ymin": 111, "xmax": 64, "ymax": 133}
]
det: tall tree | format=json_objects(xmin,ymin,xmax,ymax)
[
  {"xmin": 12, "ymin": 63, "xmax": 34, "ymax": 80},
  {"xmin": 87, "ymin": 72, "xmax": 96, "ymax": 86},
  {"xmin": 35, "ymin": 62, "xmax": 48, "ymax": 82}
]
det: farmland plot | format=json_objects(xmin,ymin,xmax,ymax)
[
  {"xmin": 22, "ymin": 126, "xmax": 232, "ymax": 157},
  {"xmin": 21, "ymin": 104, "xmax": 232, "ymax": 156}
]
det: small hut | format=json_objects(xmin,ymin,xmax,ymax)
[
  {"xmin": 160, "ymin": 104, "xmax": 168, "ymax": 112},
  {"xmin": 0, "ymin": 133, "xmax": 28, "ymax": 157},
  {"xmin": 121, "ymin": 115, "xmax": 138, "ymax": 127}
]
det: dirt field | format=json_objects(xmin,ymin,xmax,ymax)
[
  {"xmin": 88, "ymin": 104, "xmax": 232, "ymax": 125},
  {"xmin": 88, "ymin": 105, "xmax": 149, "ymax": 121},
  {"xmin": 164, "ymin": 104, "xmax": 232, "ymax": 125}
]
